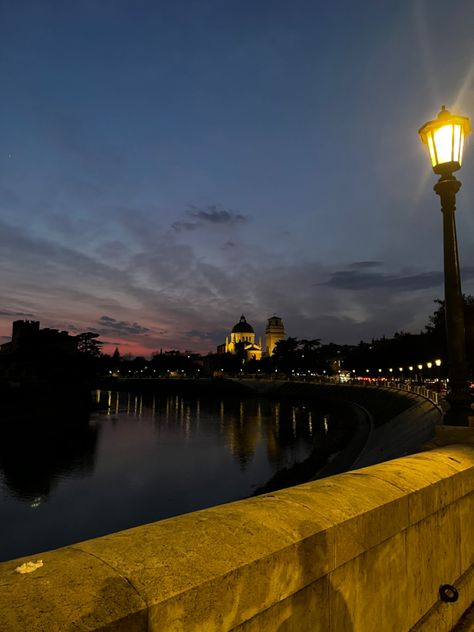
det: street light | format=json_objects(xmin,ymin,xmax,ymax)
[{"xmin": 419, "ymin": 106, "xmax": 472, "ymax": 425}]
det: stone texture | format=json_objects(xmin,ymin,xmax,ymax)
[
  {"xmin": 234, "ymin": 576, "xmax": 330, "ymax": 632},
  {"xmin": 0, "ymin": 445, "xmax": 472, "ymax": 631},
  {"xmin": 329, "ymin": 532, "xmax": 408, "ymax": 632},
  {"xmin": 0, "ymin": 547, "xmax": 147, "ymax": 632}
]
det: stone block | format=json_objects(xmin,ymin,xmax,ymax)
[
  {"xmin": 329, "ymin": 532, "xmax": 408, "ymax": 632},
  {"xmin": 405, "ymin": 505, "xmax": 462, "ymax": 625},
  {"xmin": 234, "ymin": 576, "xmax": 330, "ymax": 632},
  {"xmin": 0, "ymin": 546, "xmax": 147, "ymax": 632},
  {"xmin": 75, "ymin": 494, "xmax": 336, "ymax": 630}
]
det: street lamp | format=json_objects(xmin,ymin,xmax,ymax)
[{"xmin": 419, "ymin": 106, "xmax": 472, "ymax": 425}]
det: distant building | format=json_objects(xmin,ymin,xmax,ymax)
[
  {"xmin": 217, "ymin": 315, "xmax": 263, "ymax": 361},
  {"xmin": 217, "ymin": 314, "xmax": 287, "ymax": 362},
  {"xmin": 0, "ymin": 320, "xmax": 78, "ymax": 355},
  {"xmin": 265, "ymin": 316, "xmax": 286, "ymax": 357}
]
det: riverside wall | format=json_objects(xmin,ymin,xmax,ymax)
[{"xmin": 0, "ymin": 445, "xmax": 473, "ymax": 631}]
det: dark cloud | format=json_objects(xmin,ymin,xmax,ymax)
[
  {"xmin": 187, "ymin": 205, "xmax": 248, "ymax": 225},
  {"xmin": 97, "ymin": 316, "xmax": 152, "ymax": 336},
  {"xmin": 171, "ymin": 205, "xmax": 249, "ymax": 233},
  {"xmin": 222, "ymin": 241, "xmax": 237, "ymax": 249},
  {"xmin": 0, "ymin": 309, "xmax": 35, "ymax": 317},
  {"xmin": 350, "ymin": 261, "xmax": 382, "ymax": 268},
  {"xmin": 64, "ymin": 323, "xmax": 82, "ymax": 333},
  {"xmin": 100, "ymin": 340, "xmax": 133, "ymax": 347}
]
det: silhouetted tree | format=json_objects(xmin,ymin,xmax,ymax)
[{"xmin": 76, "ymin": 332, "xmax": 103, "ymax": 357}]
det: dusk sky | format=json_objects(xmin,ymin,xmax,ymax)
[{"xmin": 1, "ymin": 0, "xmax": 474, "ymax": 356}]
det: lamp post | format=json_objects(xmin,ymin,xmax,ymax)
[{"xmin": 419, "ymin": 106, "xmax": 472, "ymax": 426}]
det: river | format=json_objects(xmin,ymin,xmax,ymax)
[{"xmin": 0, "ymin": 389, "xmax": 357, "ymax": 562}]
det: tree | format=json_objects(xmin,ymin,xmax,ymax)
[
  {"xmin": 425, "ymin": 295, "xmax": 474, "ymax": 373},
  {"xmin": 300, "ymin": 338, "xmax": 321, "ymax": 352},
  {"xmin": 76, "ymin": 332, "xmax": 103, "ymax": 357}
]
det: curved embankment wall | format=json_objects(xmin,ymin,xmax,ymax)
[
  {"xmin": 238, "ymin": 380, "xmax": 443, "ymax": 472},
  {"xmin": 0, "ymin": 445, "xmax": 473, "ymax": 631}
]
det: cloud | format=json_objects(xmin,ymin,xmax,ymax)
[
  {"xmin": 349, "ymin": 261, "xmax": 382, "ymax": 268},
  {"xmin": 97, "ymin": 316, "xmax": 153, "ymax": 336},
  {"xmin": 0, "ymin": 309, "xmax": 35, "ymax": 317},
  {"xmin": 184, "ymin": 329, "xmax": 228, "ymax": 344},
  {"xmin": 172, "ymin": 221, "xmax": 199, "ymax": 232},
  {"xmin": 323, "ymin": 269, "xmax": 446, "ymax": 291},
  {"xmin": 222, "ymin": 241, "xmax": 237, "ymax": 249},
  {"xmin": 100, "ymin": 340, "xmax": 133, "ymax": 347},
  {"xmin": 2, "ymin": 212, "xmax": 473, "ymax": 356},
  {"xmin": 172, "ymin": 205, "xmax": 249, "ymax": 232},
  {"xmin": 187, "ymin": 205, "xmax": 248, "ymax": 225}
]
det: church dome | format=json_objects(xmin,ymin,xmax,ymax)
[{"xmin": 232, "ymin": 315, "xmax": 254, "ymax": 334}]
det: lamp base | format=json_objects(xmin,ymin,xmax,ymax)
[{"xmin": 443, "ymin": 391, "xmax": 474, "ymax": 427}]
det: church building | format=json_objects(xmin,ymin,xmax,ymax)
[
  {"xmin": 265, "ymin": 316, "xmax": 286, "ymax": 357},
  {"xmin": 217, "ymin": 315, "xmax": 286, "ymax": 361}
]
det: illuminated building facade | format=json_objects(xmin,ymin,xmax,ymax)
[
  {"xmin": 217, "ymin": 315, "xmax": 263, "ymax": 361},
  {"xmin": 217, "ymin": 314, "xmax": 286, "ymax": 361},
  {"xmin": 265, "ymin": 316, "xmax": 286, "ymax": 357}
]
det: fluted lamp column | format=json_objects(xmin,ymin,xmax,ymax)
[{"xmin": 419, "ymin": 106, "xmax": 472, "ymax": 426}]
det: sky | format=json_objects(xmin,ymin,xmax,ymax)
[{"xmin": 1, "ymin": 0, "xmax": 474, "ymax": 356}]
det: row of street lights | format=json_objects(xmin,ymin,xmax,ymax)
[
  {"xmin": 418, "ymin": 106, "xmax": 473, "ymax": 426},
  {"xmin": 356, "ymin": 359, "xmax": 442, "ymax": 375}
]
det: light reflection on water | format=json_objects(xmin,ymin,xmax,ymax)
[{"xmin": 0, "ymin": 390, "xmax": 332, "ymax": 562}]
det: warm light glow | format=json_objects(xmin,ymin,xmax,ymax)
[
  {"xmin": 419, "ymin": 106, "xmax": 470, "ymax": 175},
  {"xmin": 426, "ymin": 362, "xmax": 432, "ymax": 369},
  {"xmin": 435, "ymin": 359, "xmax": 442, "ymax": 367},
  {"xmin": 417, "ymin": 364, "xmax": 423, "ymax": 370},
  {"xmin": 409, "ymin": 366, "xmax": 413, "ymax": 371}
]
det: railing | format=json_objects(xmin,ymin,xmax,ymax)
[
  {"xmin": 238, "ymin": 374, "xmax": 445, "ymax": 408},
  {"xmin": 381, "ymin": 381, "xmax": 443, "ymax": 407}
]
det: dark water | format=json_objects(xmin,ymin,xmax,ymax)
[{"xmin": 0, "ymin": 390, "xmax": 347, "ymax": 562}]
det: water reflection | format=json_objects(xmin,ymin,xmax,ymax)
[
  {"xmin": 93, "ymin": 390, "xmax": 326, "ymax": 472},
  {"xmin": 0, "ymin": 390, "xmax": 349, "ymax": 562},
  {"xmin": 0, "ymin": 415, "xmax": 99, "ymax": 501}
]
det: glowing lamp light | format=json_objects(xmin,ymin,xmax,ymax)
[
  {"xmin": 435, "ymin": 359, "xmax": 442, "ymax": 367},
  {"xmin": 427, "ymin": 362, "xmax": 433, "ymax": 369},
  {"xmin": 418, "ymin": 106, "xmax": 470, "ymax": 175},
  {"xmin": 417, "ymin": 364, "xmax": 423, "ymax": 370},
  {"xmin": 408, "ymin": 366, "xmax": 413, "ymax": 371}
]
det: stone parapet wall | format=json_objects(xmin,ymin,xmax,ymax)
[{"xmin": 0, "ymin": 445, "xmax": 472, "ymax": 631}]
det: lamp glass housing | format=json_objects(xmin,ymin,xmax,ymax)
[{"xmin": 419, "ymin": 106, "xmax": 470, "ymax": 175}]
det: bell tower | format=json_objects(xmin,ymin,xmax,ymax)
[{"xmin": 265, "ymin": 316, "xmax": 285, "ymax": 356}]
